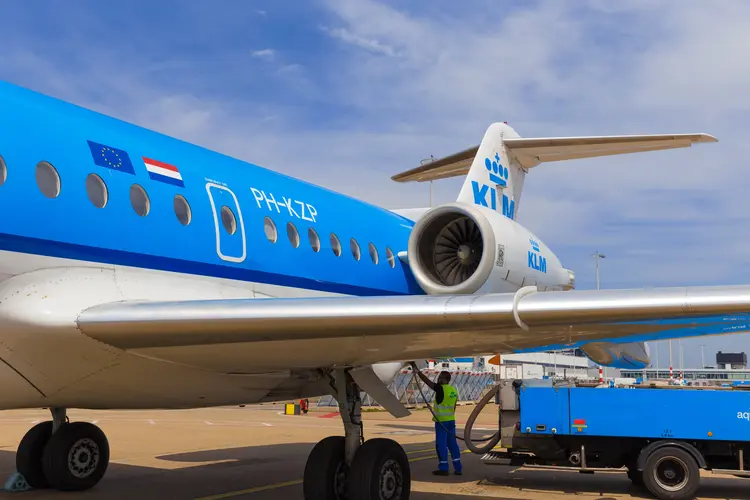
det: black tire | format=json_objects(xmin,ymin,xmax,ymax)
[
  {"xmin": 16, "ymin": 421, "xmax": 53, "ymax": 489},
  {"xmin": 642, "ymin": 447, "xmax": 700, "ymax": 500},
  {"xmin": 303, "ymin": 436, "xmax": 347, "ymax": 500},
  {"xmin": 42, "ymin": 422, "xmax": 110, "ymax": 491},
  {"xmin": 627, "ymin": 468, "xmax": 644, "ymax": 487},
  {"xmin": 348, "ymin": 438, "xmax": 410, "ymax": 500}
]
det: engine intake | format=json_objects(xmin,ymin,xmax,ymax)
[{"xmin": 407, "ymin": 203, "xmax": 497, "ymax": 295}]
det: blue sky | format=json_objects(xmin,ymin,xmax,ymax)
[{"xmin": 2, "ymin": 0, "xmax": 749, "ymax": 369}]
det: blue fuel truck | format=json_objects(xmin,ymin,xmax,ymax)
[{"xmin": 475, "ymin": 379, "xmax": 750, "ymax": 500}]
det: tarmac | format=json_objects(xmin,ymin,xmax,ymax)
[{"xmin": 0, "ymin": 404, "xmax": 746, "ymax": 499}]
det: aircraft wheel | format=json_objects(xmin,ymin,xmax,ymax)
[
  {"xmin": 303, "ymin": 436, "xmax": 348, "ymax": 500},
  {"xmin": 348, "ymin": 438, "xmax": 410, "ymax": 500},
  {"xmin": 42, "ymin": 422, "xmax": 110, "ymax": 491},
  {"xmin": 642, "ymin": 446, "xmax": 699, "ymax": 500},
  {"xmin": 16, "ymin": 421, "xmax": 53, "ymax": 489}
]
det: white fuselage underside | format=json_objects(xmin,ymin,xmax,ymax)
[{"xmin": 0, "ymin": 250, "xmax": 367, "ymax": 411}]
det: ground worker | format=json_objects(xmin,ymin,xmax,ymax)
[{"xmin": 409, "ymin": 362, "xmax": 462, "ymax": 476}]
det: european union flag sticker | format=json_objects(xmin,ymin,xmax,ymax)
[{"xmin": 87, "ymin": 140, "xmax": 136, "ymax": 175}]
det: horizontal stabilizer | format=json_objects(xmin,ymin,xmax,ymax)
[
  {"xmin": 504, "ymin": 133, "xmax": 717, "ymax": 168},
  {"xmin": 392, "ymin": 133, "xmax": 717, "ymax": 182}
]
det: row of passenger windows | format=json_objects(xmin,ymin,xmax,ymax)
[
  {"xmin": 262, "ymin": 216, "xmax": 397, "ymax": 267},
  {"xmin": 0, "ymin": 158, "xmax": 398, "ymax": 268},
  {"xmin": 30, "ymin": 159, "xmax": 193, "ymax": 224}
]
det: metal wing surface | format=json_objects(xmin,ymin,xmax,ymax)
[{"xmin": 76, "ymin": 285, "xmax": 750, "ymax": 372}]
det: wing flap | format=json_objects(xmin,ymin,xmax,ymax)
[{"xmin": 77, "ymin": 285, "xmax": 750, "ymax": 352}]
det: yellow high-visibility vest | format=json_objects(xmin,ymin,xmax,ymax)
[{"xmin": 433, "ymin": 384, "xmax": 458, "ymax": 422}]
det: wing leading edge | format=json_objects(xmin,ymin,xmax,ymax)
[{"xmin": 77, "ymin": 285, "xmax": 750, "ymax": 369}]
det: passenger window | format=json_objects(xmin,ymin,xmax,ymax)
[
  {"xmin": 220, "ymin": 205, "xmax": 236, "ymax": 234},
  {"xmin": 264, "ymin": 217, "xmax": 277, "ymax": 243},
  {"xmin": 130, "ymin": 184, "xmax": 150, "ymax": 216},
  {"xmin": 86, "ymin": 173, "xmax": 108, "ymax": 208},
  {"xmin": 287, "ymin": 222, "xmax": 300, "ymax": 248},
  {"xmin": 386, "ymin": 247, "xmax": 396, "ymax": 268},
  {"xmin": 368, "ymin": 243, "xmax": 379, "ymax": 264},
  {"xmin": 308, "ymin": 228, "xmax": 320, "ymax": 252},
  {"xmin": 330, "ymin": 233, "xmax": 342, "ymax": 256},
  {"xmin": 0, "ymin": 155, "xmax": 6, "ymax": 186},
  {"xmin": 350, "ymin": 238, "xmax": 361, "ymax": 261},
  {"xmin": 36, "ymin": 161, "xmax": 60, "ymax": 198},
  {"xmin": 174, "ymin": 194, "xmax": 191, "ymax": 225}
]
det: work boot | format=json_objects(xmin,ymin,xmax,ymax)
[
  {"xmin": 454, "ymin": 470, "xmax": 463, "ymax": 476},
  {"xmin": 432, "ymin": 470, "xmax": 449, "ymax": 476}
]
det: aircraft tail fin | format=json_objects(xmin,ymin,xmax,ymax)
[{"xmin": 391, "ymin": 124, "xmax": 717, "ymax": 220}]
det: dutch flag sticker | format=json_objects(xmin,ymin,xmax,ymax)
[{"xmin": 142, "ymin": 157, "xmax": 185, "ymax": 187}]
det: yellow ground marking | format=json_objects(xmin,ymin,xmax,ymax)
[{"xmin": 193, "ymin": 449, "xmax": 471, "ymax": 499}]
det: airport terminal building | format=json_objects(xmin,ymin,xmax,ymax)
[
  {"xmin": 622, "ymin": 350, "xmax": 750, "ymax": 384},
  {"xmin": 433, "ymin": 349, "xmax": 601, "ymax": 381}
]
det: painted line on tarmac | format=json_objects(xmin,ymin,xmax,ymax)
[
  {"xmin": 193, "ymin": 449, "xmax": 471, "ymax": 499},
  {"xmin": 406, "ymin": 448, "xmax": 434, "ymax": 455},
  {"xmin": 194, "ymin": 479, "xmax": 304, "ymax": 499}
]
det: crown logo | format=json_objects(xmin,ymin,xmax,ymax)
[
  {"xmin": 529, "ymin": 239, "xmax": 540, "ymax": 252},
  {"xmin": 485, "ymin": 153, "xmax": 508, "ymax": 187}
]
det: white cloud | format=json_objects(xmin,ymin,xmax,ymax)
[
  {"xmin": 251, "ymin": 48, "xmax": 276, "ymax": 60},
  {"xmin": 320, "ymin": 26, "xmax": 398, "ymax": 57}
]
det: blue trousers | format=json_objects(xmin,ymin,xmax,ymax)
[{"xmin": 435, "ymin": 421, "xmax": 462, "ymax": 472}]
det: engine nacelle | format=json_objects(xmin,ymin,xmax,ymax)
[
  {"xmin": 580, "ymin": 341, "xmax": 651, "ymax": 370},
  {"xmin": 407, "ymin": 202, "xmax": 571, "ymax": 295}
]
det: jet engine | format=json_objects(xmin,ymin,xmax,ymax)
[
  {"xmin": 407, "ymin": 202, "xmax": 571, "ymax": 295},
  {"xmin": 406, "ymin": 202, "xmax": 500, "ymax": 295},
  {"xmin": 580, "ymin": 341, "xmax": 651, "ymax": 370}
]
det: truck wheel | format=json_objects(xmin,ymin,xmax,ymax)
[
  {"xmin": 642, "ymin": 447, "xmax": 700, "ymax": 500},
  {"xmin": 627, "ymin": 468, "xmax": 644, "ymax": 487}
]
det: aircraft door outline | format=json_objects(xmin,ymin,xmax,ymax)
[{"xmin": 206, "ymin": 183, "xmax": 247, "ymax": 263}]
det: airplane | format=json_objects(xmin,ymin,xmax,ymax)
[{"xmin": 0, "ymin": 78, "xmax": 748, "ymax": 499}]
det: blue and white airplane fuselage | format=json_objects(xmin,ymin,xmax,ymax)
[
  {"xmin": 0, "ymin": 81, "xmax": 422, "ymax": 297},
  {"xmin": 0, "ymin": 80, "xmax": 744, "ymax": 494}
]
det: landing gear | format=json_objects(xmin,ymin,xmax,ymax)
[
  {"xmin": 349, "ymin": 438, "xmax": 409, "ymax": 499},
  {"xmin": 303, "ymin": 369, "xmax": 411, "ymax": 500},
  {"xmin": 16, "ymin": 421, "xmax": 53, "ymax": 488},
  {"xmin": 303, "ymin": 436, "xmax": 347, "ymax": 499},
  {"xmin": 13, "ymin": 408, "xmax": 110, "ymax": 491}
]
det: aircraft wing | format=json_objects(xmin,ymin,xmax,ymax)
[
  {"xmin": 391, "ymin": 133, "xmax": 716, "ymax": 181},
  {"xmin": 76, "ymin": 285, "xmax": 750, "ymax": 372}
]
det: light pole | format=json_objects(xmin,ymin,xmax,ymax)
[
  {"xmin": 591, "ymin": 251, "xmax": 606, "ymax": 290},
  {"xmin": 591, "ymin": 251, "xmax": 606, "ymax": 379}
]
